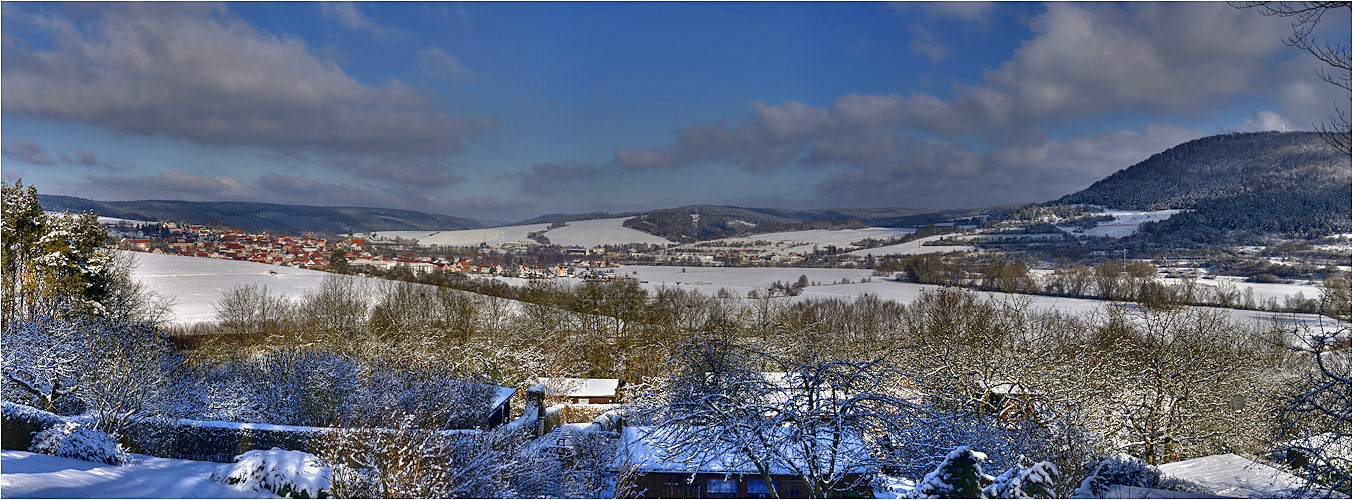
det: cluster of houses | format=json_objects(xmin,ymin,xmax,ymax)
[
  {"xmin": 114, "ymin": 223, "xmax": 624, "ymax": 278},
  {"xmin": 119, "ymin": 225, "xmax": 349, "ymax": 269}
]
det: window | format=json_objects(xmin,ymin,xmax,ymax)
[
  {"xmin": 748, "ymin": 479, "xmax": 772, "ymax": 498},
  {"xmin": 577, "ymin": 398, "xmax": 590, "ymax": 404},
  {"xmin": 707, "ymin": 479, "xmax": 737, "ymax": 494}
]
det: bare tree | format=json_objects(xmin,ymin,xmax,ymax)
[
  {"xmin": 1237, "ymin": 1, "xmax": 1352, "ymax": 154},
  {"xmin": 633, "ymin": 328, "xmax": 930, "ymax": 498},
  {"xmin": 1270, "ymin": 323, "xmax": 1351, "ymax": 497}
]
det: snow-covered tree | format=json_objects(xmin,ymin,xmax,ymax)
[
  {"xmin": 2, "ymin": 180, "xmax": 116, "ymax": 322},
  {"xmin": 983, "ymin": 459, "xmax": 1061, "ymax": 499},
  {"xmin": 3, "ymin": 308, "xmax": 183, "ymax": 435},
  {"xmin": 911, "ymin": 446, "xmax": 990, "ymax": 499}
]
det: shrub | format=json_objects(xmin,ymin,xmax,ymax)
[
  {"xmin": 29, "ymin": 421, "xmax": 130, "ymax": 465},
  {"xmin": 212, "ymin": 448, "xmax": 333, "ymax": 499},
  {"xmin": 1070, "ymin": 455, "xmax": 1202, "ymax": 498},
  {"xmin": 1247, "ymin": 273, "xmax": 1282, "ymax": 283}
]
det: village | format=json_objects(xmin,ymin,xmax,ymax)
[{"xmin": 108, "ymin": 221, "xmax": 630, "ymax": 280}]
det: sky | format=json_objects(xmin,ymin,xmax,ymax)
[{"xmin": 2, "ymin": 1, "xmax": 1348, "ymax": 223}]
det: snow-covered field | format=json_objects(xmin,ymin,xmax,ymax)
[
  {"xmin": 710, "ymin": 227, "xmax": 919, "ymax": 254},
  {"xmin": 846, "ymin": 234, "xmax": 978, "ymax": 257},
  {"xmin": 0, "ymin": 450, "xmax": 277, "ymax": 498},
  {"xmin": 128, "ymin": 251, "xmax": 389, "ymax": 325},
  {"xmin": 371, "ymin": 217, "xmax": 673, "ymax": 248},
  {"xmin": 612, "ymin": 265, "xmax": 1333, "ymax": 328},
  {"xmin": 1058, "ymin": 210, "xmax": 1181, "ymax": 238},
  {"xmin": 128, "ymin": 250, "xmax": 1334, "ymax": 330}
]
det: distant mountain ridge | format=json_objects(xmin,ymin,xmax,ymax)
[
  {"xmin": 36, "ymin": 195, "xmax": 484, "ymax": 234},
  {"xmin": 615, "ymin": 205, "xmax": 997, "ymax": 243},
  {"xmin": 1057, "ymin": 131, "xmax": 1348, "ymax": 210}
]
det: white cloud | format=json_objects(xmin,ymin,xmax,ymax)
[
  {"xmin": 419, "ymin": 47, "xmax": 476, "ymax": 81},
  {"xmin": 1237, "ymin": 111, "xmax": 1292, "ymax": 132},
  {"xmin": 1, "ymin": 4, "xmax": 489, "ymax": 156},
  {"xmin": 319, "ymin": 2, "xmax": 394, "ymax": 38}
]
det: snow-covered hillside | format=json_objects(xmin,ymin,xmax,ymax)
[
  {"xmin": 1058, "ymin": 210, "xmax": 1181, "ymax": 238},
  {"xmin": 711, "ymin": 227, "xmax": 918, "ymax": 254},
  {"xmin": 371, "ymin": 217, "xmax": 673, "ymax": 247},
  {"xmin": 846, "ymin": 235, "xmax": 977, "ymax": 257}
]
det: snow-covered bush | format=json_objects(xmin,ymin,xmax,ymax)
[
  {"xmin": 319, "ymin": 413, "xmax": 519, "ymax": 499},
  {"xmin": 29, "ymin": 421, "xmax": 130, "ymax": 465},
  {"xmin": 212, "ymin": 448, "xmax": 332, "ymax": 499},
  {"xmin": 984, "ymin": 460, "xmax": 1061, "ymax": 499},
  {"xmin": 1069, "ymin": 454, "xmax": 1200, "ymax": 498},
  {"xmin": 912, "ymin": 446, "xmax": 990, "ymax": 499}
]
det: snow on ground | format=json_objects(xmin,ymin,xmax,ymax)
[
  {"xmin": 372, "ymin": 217, "xmax": 672, "ymax": 248},
  {"xmin": 1169, "ymin": 275, "xmax": 1326, "ymax": 305},
  {"xmin": 715, "ymin": 227, "xmax": 918, "ymax": 253},
  {"xmin": 1157, "ymin": 453, "xmax": 1305, "ymax": 498},
  {"xmin": 127, "ymin": 251, "xmax": 390, "ymax": 325},
  {"xmin": 846, "ymin": 234, "xmax": 978, "ymax": 257},
  {"xmin": 373, "ymin": 223, "xmax": 551, "ymax": 247},
  {"xmin": 96, "ymin": 216, "xmax": 154, "ymax": 226},
  {"xmin": 1058, "ymin": 210, "xmax": 1181, "ymax": 239},
  {"xmin": 536, "ymin": 218, "xmax": 673, "ymax": 247},
  {"xmin": 0, "ymin": 450, "xmax": 278, "ymax": 499},
  {"xmin": 612, "ymin": 265, "xmax": 1334, "ymax": 328}
]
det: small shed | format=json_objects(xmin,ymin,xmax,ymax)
[
  {"xmin": 538, "ymin": 378, "xmax": 625, "ymax": 405},
  {"xmin": 613, "ymin": 426, "xmax": 873, "ymax": 499},
  {"xmin": 483, "ymin": 384, "xmax": 517, "ymax": 429}
]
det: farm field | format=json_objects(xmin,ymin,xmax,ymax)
[
  {"xmin": 127, "ymin": 251, "xmax": 391, "ymax": 325},
  {"xmin": 372, "ymin": 217, "xmax": 672, "ymax": 247}
]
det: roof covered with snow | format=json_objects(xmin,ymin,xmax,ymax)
[
  {"xmin": 538, "ymin": 378, "xmax": 621, "ymax": 398},
  {"xmin": 615, "ymin": 425, "xmax": 871, "ymax": 475}
]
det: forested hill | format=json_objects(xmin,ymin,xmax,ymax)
[
  {"xmin": 36, "ymin": 195, "xmax": 484, "ymax": 234},
  {"xmin": 1056, "ymin": 131, "xmax": 1348, "ymax": 210},
  {"xmin": 1057, "ymin": 131, "xmax": 1351, "ymax": 242}
]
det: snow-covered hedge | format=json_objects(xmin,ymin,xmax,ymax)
[
  {"xmin": 2, "ymin": 400, "xmax": 64, "ymax": 451},
  {"xmin": 212, "ymin": 448, "xmax": 332, "ymax": 498},
  {"xmin": 121, "ymin": 417, "xmax": 340, "ymax": 463},
  {"xmin": 29, "ymin": 421, "xmax": 130, "ymax": 465},
  {"xmin": 2, "ymin": 401, "xmax": 337, "ymax": 463}
]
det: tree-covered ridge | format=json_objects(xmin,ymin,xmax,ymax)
[
  {"xmin": 1134, "ymin": 186, "xmax": 1353, "ymax": 244},
  {"xmin": 1057, "ymin": 131, "xmax": 1349, "ymax": 211},
  {"xmin": 35, "ymin": 195, "xmax": 485, "ymax": 234}
]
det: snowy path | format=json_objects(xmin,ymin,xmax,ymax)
[{"xmin": 0, "ymin": 450, "xmax": 277, "ymax": 498}]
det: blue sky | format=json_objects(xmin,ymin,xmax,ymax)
[{"xmin": 2, "ymin": 2, "xmax": 1347, "ymax": 222}]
